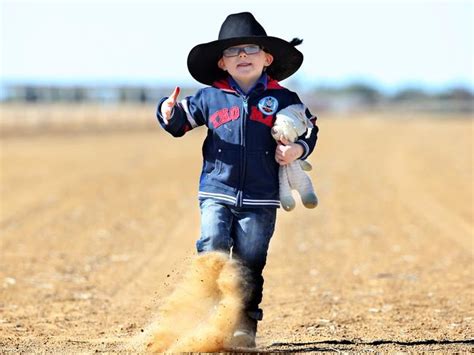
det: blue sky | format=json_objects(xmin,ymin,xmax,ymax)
[{"xmin": 1, "ymin": 0, "xmax": 473, "ymax": 92}]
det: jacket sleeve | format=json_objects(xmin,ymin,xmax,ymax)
[
  {"xmin": 156, "ymin": 89, "xmax": 207, "ymax": 137},
  {"xmin": 288, "ymin": 93, "xmax": 318, "ymax": 160},
  {"xmin": 295, "ymin": 106, "xmax": 318, "ymax": 160}
]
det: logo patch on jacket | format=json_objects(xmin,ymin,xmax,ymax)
[
  {"xmin": 210, "ymin": 106, "xmax": 240, "ymax": 128},
  {"xmin": 258, "ymin": 96, "xmax": 278, "ymax": 115}
]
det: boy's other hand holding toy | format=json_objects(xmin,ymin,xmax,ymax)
[{"xmin": 275, "ymin": 141, "xmax": 304, "ymax": 165}]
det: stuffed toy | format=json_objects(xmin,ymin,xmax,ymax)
[{"xmin": 271, "ymin": 104, "xmax": 318, "ymax": 211}]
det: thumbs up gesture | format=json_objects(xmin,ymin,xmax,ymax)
[{"xmin": 161, "ymin": 87, "xmax": 180, "ymax": 124}]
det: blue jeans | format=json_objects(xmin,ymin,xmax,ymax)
[{"xmin": 196, "ymin": 199, "xmax": 277, "ymax": 321}]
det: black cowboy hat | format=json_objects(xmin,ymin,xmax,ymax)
[{"xmin": 187, "ymin": 12, "xmax": 303, "ymax": 86}]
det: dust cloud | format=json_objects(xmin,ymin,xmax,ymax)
[{"xmin": 130, "ymin": 252, "xmax": 248, "ymax": 352}]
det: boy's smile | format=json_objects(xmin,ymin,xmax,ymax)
[
  {"xmin": 235, "ymin": 61, "xmax": 255, "ymax": 75},
  {"xmin": 237, "ymin": 62, "xmax": 252, "ymax": 68}
]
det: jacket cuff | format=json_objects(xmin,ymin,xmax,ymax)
[{"xmin": 295, "ymin": 140, "xmax": 310, "ymax": 160}]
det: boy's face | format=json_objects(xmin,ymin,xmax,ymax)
[{"xmin": 217, "ymin": 44, "xmax": 273, "ymax": 84}]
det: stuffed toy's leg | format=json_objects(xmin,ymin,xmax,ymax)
[
  {"xmin": 279, "ymin": 166, "xmax": 296, "ymax": 211},
  {"xmin": 287, "ymin": 162, "xmax": 318, "ymax": 209}
]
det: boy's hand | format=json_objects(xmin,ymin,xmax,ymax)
[
  {"xmin": 275, "ymin": 142, "xmax": 304, "ymax": 165},
  {"xmin": 161, "ymin": 87, "xmax": 181, "ymax": 124}
]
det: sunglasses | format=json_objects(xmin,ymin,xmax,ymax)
[{"xmin": 222, "ymin": 45, "xmax": 262, "ymax": 57}]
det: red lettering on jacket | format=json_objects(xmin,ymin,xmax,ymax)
[
  {"xmin": 249, "ymin": 106, "xmax": 274, "ymax": 127},
  {"xmin": 210, "ymin": 106, "xmax": 240, "ymax": 128}
]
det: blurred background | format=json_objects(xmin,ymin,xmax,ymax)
[{"xmin": 1, "ymin": 0, "xmax": 473, "ymax": 129}]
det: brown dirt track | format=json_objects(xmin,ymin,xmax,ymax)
[{"xmin": 0, "ymin": 105, "xmax": 473, "ymax": 352}]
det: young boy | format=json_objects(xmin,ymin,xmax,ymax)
[{"xmin": 156, "ymin": 12, "xmax": 318, "ymax": 348}]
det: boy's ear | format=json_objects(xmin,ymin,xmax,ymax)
[
  {"xmin": 217, "ymin": 58, "xmax": 227, "ymax": 71},
  {"xmin": 264, "ymin": 53, "xmax": 274, "ymax": 66}
]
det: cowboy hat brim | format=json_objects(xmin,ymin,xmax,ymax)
[{"xmin": 187, "ymin": 36, "xmax": 303, "ymax": 86}]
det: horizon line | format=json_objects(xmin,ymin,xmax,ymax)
[{"xmin": 1, "ymin": 77, "xmax": 473, "ymax": 94}]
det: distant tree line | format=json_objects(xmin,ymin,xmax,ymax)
[
  {"xmin": 2, "ymin": 85, "xmax": 160, "ymax": 104},
  {"xmin": 1, "ymin": 82, "xmax": 472, "ymax": 113},
  {"xmin": 317, "ymin": 83, "xmax": 473, "ymax": 101},
  {"xmin": 303, "ymin": 83, "xmax": 473, "ymax": 113}
]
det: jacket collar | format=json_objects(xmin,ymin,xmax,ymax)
[
  {"xmin": 228, "ymin": 73, "xmax": 267, "ymax": 95},
  {"xmin": 212, "ymin": 74, "xmax": 283, "ymax": 94}
]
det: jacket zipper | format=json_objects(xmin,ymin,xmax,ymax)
[{"xmin": 237, "ymin": 95, "xmax": 248, "ymax": 207}]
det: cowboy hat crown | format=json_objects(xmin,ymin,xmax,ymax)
[
  {"xmin": 187, "ymin": 12, "xmax": 303, "ymax": 85},
  {"xmin": 218, "ymin": 12, "xmax": 267, "ymax": 39}
]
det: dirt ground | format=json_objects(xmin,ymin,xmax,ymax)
[{"xmin": 0, "ymin": 105, "xmax": 473, "ymax": 352}]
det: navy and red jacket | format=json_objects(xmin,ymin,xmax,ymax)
[{"xmin": 156, "ymin": 73, "xmax": 318, "ymax": 208}]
